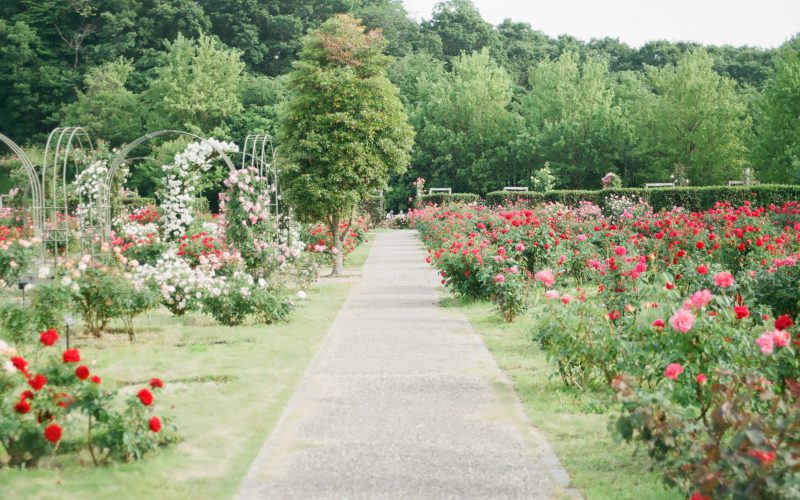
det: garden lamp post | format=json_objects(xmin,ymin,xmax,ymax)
[
  {"xmin": 18, "ymin": 275, "xmax": 33, "ymax": 305},
  {"xmin": 64, "ymin": 314, "xmax": 75, "ymax": 349}
]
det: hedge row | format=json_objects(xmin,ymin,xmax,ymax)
[
  {"xmin": 418, "ymin": 193, "xmax": 481, "ymax": 206},
  {"xmin": 483, "ymin": 185, "xmax": 800, "ymax": 212}
]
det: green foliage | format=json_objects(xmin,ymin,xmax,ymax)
[
  {"xmin": 70, "ymin": 266, "xmax": 137, "ymax": 337},
  {"xmin": 630, "ymin": 49, "xmax": 751, "ymax": 185},
  {"xmin": 530, "ymin": 163, "xmax": 556, "ymax": 193},
  {"xmin": 409, "ymin": 49, "xmax": 524, "ymax": 193},
  {"xmin": 418, "ymin": 193, "xmax": 480, "ymax": 206},
  {"xmin": 280, "ymin": 14, "xmax": 414, "ymax": 272},
  {"xmin": 0, "ymin": 302, "xmax": 33, "ymax": 344},
  {"xmin": 30, "ymin": 282, "xmax": 72, "ymax": 331},
  {"xmin": 753, "ymin": 37, "xmax": 800, "ymax": 184},
  {"xmin": 485, "ymin": 184, "xmax": 800, "ymax": 212},
  {"xmin": 422, "ymin": 0, "xmax": 498, "ymax": 60},
  {"xmin": 521, "ymin": 51, "xmax": 626, "ymax": 189},
  {"xmin": 60, "ymin": 58, "xmax": 144, "ymax": 146},
  {"xmin": 143, "ymin": 34, "xmax": 245, "ymax": 135}
]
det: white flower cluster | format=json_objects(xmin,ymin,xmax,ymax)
[
  {"xmin": 117, "ymin": 220, "xmax": 160, "ymax": 242},
  {"xmin": 74, "ymin": 159, "xmax": 109, "ymax": 230},
  {"xmin": 133, "ymin": 251, "xmax": 216, "ymax": 314},
  {"xmin": 159, "ymin": 139, "xmax": 238, "ymax": 240}
]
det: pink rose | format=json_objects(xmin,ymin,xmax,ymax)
[
  {"xmin": 614, "ymin": 246, "xmax": 627, "ymax": 256},
  {"xmin": 771, "ymin": 329, "xmax": 790, "ymax": 348},
  {"xmin": 713, "ymin": 272, "xmax": 734, "ymax": 288},
  {"xmin": 669, "ymin": 308, "xmax": 695, "ymax": 333},
  {"xmin": 696, "ymin": 373, "xmax": 707, "ymax": 384},
  {"xmin": 494, "ymin": 274, "xmax": 505, "ymax": 284},
  {"xmin": 664, "ymin": 363, "xmax": 684, "ymax": 380},
  {"xmin": 688, "ymin": 289, "xmax": 712, "ymax": 310},
  {"xmin": 544, "ymin": 290, "xmax": 559, "ymax": 300},
  {"xmin": 535, "ymin": 270, "xmax": 555, "ymax": 287},
  {"xmin": 561, "ymin": 294, "xmax": 572, "ymax": 304},
  {"xmin": 756, "ymin": 332, "xmax": 774, "ymax": 354},
  {"xmin": 515, "ymin": 242, "xmax": 525, "ymax": 252}
]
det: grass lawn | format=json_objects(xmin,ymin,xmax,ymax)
[
  {"xmin": 0, "ymin": 238, "xmax": 373, "ymax": 499},
  {"xmin": 443, "ymin": 297, "xmax": 681, "ymax": 500}
]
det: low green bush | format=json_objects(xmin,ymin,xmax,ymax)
[
  {"xmin": 485, "ymin": 185, "xmax": 800, "ymax": 212},
  {"xmin": 418, "ymin": 193, "xmax": 481, "ymax": 206}
]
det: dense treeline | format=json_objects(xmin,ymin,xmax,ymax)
[{"xmin": 1, "ymin": 0, "xmax": 798, "ymax": 206}]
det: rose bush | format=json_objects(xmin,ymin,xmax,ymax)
[
  {"xmin": 0, "ymin": 332, "xmax": 174, "ymax": 467},
  {"xmin": 410, "ymin": 199, "xmax": 800, "ymax": 495}
]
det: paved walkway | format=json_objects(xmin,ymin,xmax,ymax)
[{"xmin": 238, "ymin": 230, "xmax": 574, "ymax": 499}]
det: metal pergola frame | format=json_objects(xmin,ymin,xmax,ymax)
[{"xmin": 99, "ymin": 130, "xmax": 238, "ymax": 246}]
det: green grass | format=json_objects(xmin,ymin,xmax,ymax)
[
  {"xmin": 0, "ymin": 239, "xmax": 374, "ymax": 499},
  {"xmin": 444, "ymin": 297, "xmax": 681, "ymax": 500}
]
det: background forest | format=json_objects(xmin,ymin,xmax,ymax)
[{"xmin": 1, "ymin": 0, "xmax": 798, "ymax": 209}]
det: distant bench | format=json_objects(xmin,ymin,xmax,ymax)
[
  {"xmin": 644, "ymin": 182, "xmax": 676, "ymax": 189},
  {"xmin": 502, "ymin": 187, "xmax": 528, "ymax": 192}
]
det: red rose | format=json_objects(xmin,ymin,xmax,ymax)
[
  {"xmin": 10, "ymin": 356, "xmax": 28, "ymax": 373},
  {"xmin": 149, "ymin": 378, "xmax": 164, "ymax": 389},
  {"xmin": 696, "ymin": 264, "xmax": 709, "ymax": 275},
  {"xmin": 62, "ymin": 349, "xmax": 80, "ymax": 363},
  {"xmin": 137, "ymin": 388, "xmax": 154, "ymax": 406},
  {"xmin": 75, "ymin": 365, "xmax": 90, "ymax": 380},
  {"xmin": 55, "ymin": 392, "xmax": 74, "ymax": 409},
  {"xmin": 13, "ymin": 400, "xmax": 31, "ymax": 414},
  {"xmin": 20, "ymin": 390, "xmax": 34, "ymax": 401},
  {"xmin": 608, "ymin": 310, "xmax": 621, "ymax": 320},
  {"xmin": 44, "ymin": 423, "xmax": 62, "ymax": 443},
  {"xmin": 690, "ymin": 493, "xmax": 710, "ymax": 500},
  {"xmin": 665, "ymin": 282, "xmax": 674, "ymax": 290},
  {"xmin": 734, "ymin": 305, "xmax": 749, "ymax": 319},
  {"xmin": 652, "ymin": 319, "xmax": 665, "ymax": 328},
  {"xmin": 90, "ymin": 375, "xmax": 102, "ymax": 384},
  {"xmin": 148, "ymin": 416, "xmax": 162, "ymax": 433},
  {"xmin": 775, "ymin": 315, "xmax": 794, "ymax": 331},
  {"xmin": 39, "ymin": 329, "xmax": 59, "ymax": 346},
  {"xmin": 695, "ymin": 241, "xmax": 705, "ymax": 250},
  {"xmin": 28, "ymin": 373, "xmax": 47, "ymax": 391}
]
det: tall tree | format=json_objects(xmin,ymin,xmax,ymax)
[
  {"xmin": 520, "ymin": 51, "xmax": 626, "ymax": 188},
  {"xmin": 280, "ymin": 14, "xmax": 414, "ymax": 274},
  {"xmin": 752, "ymin": 37, "xmax": 800, "ymax": 183},
  {"xmin": 60, "ymin": 58, "xmax": 144, "ymax": 146},
  {"xmin": 409, "ymin": 49, "xmax": 525, "ymax": 193},
  {"xmin": 631, "ymin": 49, "xmax": 750, "ymax": 185},
  {"xmin": 143, "ymin": 34, "xmax": 245, "ymax": 135},
  {"xmin": 423, "ymin": 0, "xmax": 498, "ymax": 61}
]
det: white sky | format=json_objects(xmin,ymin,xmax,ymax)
[{"xmin": 402, "ymin": 0, "xmax": 800, "ymax": 48}]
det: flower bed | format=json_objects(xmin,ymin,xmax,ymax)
[{"xmin": 411, "ymin": 199, "xmax": 800, "ymax": 498}]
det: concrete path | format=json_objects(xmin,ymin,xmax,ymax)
[{"xmin": 238, "ymin": 230, "xmax": 574, "ymax": 499}]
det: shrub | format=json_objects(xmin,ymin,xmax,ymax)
[
  {"xmin": 484, "ymin": 185, "xmax": 800, "ymax": 212},
  {"xmin": 417, "ymin": 193, "xmax": 481, "ymax": 206},
  {"xmin": 30, "ymin": 282, "xmax": 73, "ymax": 331},
  {"xmin": 0, "ymin": 334, "xmax": 175, "ymax": 467}
]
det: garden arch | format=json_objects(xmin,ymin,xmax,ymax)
[
  {"xmin": 241, "ymin": 133, "xmax": 280, "ymax": 218},
  {"xmin": 99, "ymin": 130, "xmax": 238, "ymax": 245},
  {"xmin": 0, "ymin": 133, "xmax": 43, "ymax": 242},
  {"xmin": 41, "ymin": 127, "xmax": 97, "ymax": 259}
]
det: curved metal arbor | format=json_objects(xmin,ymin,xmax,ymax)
[
  {"xmin": 100, "ymin": 130, "xmax": 238, "ymax": 244},
  {"xmin": 41, "ymin": 127, "xmax": 95, "ymax": 260},
  {"xmin": 0, "ymin": 133, "xmax": 43, "ymax": 242},
  {"xmin": 241, "ymin": 133, "xmax": 280, "ymax": 218}
]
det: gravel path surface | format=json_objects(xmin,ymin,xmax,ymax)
[{"xmin": 237, "ymin": 230, "xmax": 575, "ymax": 499}]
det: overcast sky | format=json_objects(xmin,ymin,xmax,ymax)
[{"xmin": 402, "ymin": 0, "xmax": 800, "ymax": 48}]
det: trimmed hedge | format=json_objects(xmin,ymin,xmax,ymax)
[
  {"xmin": 418, "ymin": 193, "xmax": 481, "ymax": 206},
  {"xmin": 485, "ymin": 185, "xmax": 800, "ymax": 212}
]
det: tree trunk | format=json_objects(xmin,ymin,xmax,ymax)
[{"xmin": 330, "ymin": 214, "xmax": 344, "ymax": 276}]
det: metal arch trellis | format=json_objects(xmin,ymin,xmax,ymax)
[
  {"xmin": 241, "ymin": 133, "xmax": 280, "ymax": 218},
  {"xmin": 99, "ymin": 130, "xmax": 239, "ymax": 246},
  {"xmin": 41, "ymin": 127, "xmax": 96, "ymax": 262},
  {"xmin": 0, "ymin": 133, "xmax": 45, "ymax": 274}
]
